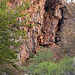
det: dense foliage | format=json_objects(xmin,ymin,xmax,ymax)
[
  {"xmin": 0, "ymin": 0, "xmax": 31, "ymax": 74},
  {"xmin": 22, "ymin": 48, "xmax": 75, "ymax": 75}
]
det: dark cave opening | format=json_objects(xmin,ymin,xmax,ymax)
[
  {"xmin": 44, "ymin": 6, "xmax": 49, "ymax": 11},
  {"xmin": 44, "ymin": 0, "xmax": 57, "ymax": 12}
]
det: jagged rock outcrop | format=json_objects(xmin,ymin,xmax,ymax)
[
  {"xmin": 38, "ymin": 0, "xmax": 64, "ymax": 45},
  {"xmin": 8, "ymin": 0, "xmax": 65, "ymax": 63}
]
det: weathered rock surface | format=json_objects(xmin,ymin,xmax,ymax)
[{"xmin": 8, "ymin": 0, "xmax": 65, "ymax": 63}]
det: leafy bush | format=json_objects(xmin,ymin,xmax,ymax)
[
  {"xmin": 23, "ymin": 48, "xmax": 74, "ymax": 75},
  {"xmin": 27, "ymin": 57, "xmax": 74, "ymax": 75},
  {"xmin": 30, "ymin": 47, "xmax": 53, "ymax": 63}
]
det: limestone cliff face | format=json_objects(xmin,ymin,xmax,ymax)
[
  {"xmin": 8, "ymin": 0, "xmax": 65, "ymax": 63},
  {"xmin": 38, "ymin": 0, "xmax": 64, "ymax": 45}
]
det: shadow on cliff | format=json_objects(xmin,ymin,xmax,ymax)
[{"xmin": 37, "ymin": 0, "xmax": 65, "ymax": 46}]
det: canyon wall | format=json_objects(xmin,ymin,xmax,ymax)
[{"xmin": 8, "ymin": 0, "xmax": 65, "ymax": 63}]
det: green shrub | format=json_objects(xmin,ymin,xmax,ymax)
[
  {"xmin": 27, "ymin": 57, "xmax": 74, "ymax": 75},
  {"xmin": 30, "ymin": 47, "xmax": 53, "ymax": 63},
  {"xmin": 24, "ymin": 48, "xmax": 74, "ymax": 75},
  {"xmin": 56, "ymin": 56, "xmax": 74, "ymax": 75}
]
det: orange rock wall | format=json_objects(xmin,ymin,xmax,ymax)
[{"xmin": 8, "ymin": 0, "xmax": 65, "ymax": 63}]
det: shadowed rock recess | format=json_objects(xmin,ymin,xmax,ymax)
[{"xmin": 9, "ymin": 0, "xmax": 65, "ymax": 63}]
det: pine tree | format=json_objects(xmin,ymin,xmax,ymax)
[{"xmin": 0, "ymin": 0, "xmax": 31, "ymax": 74}]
